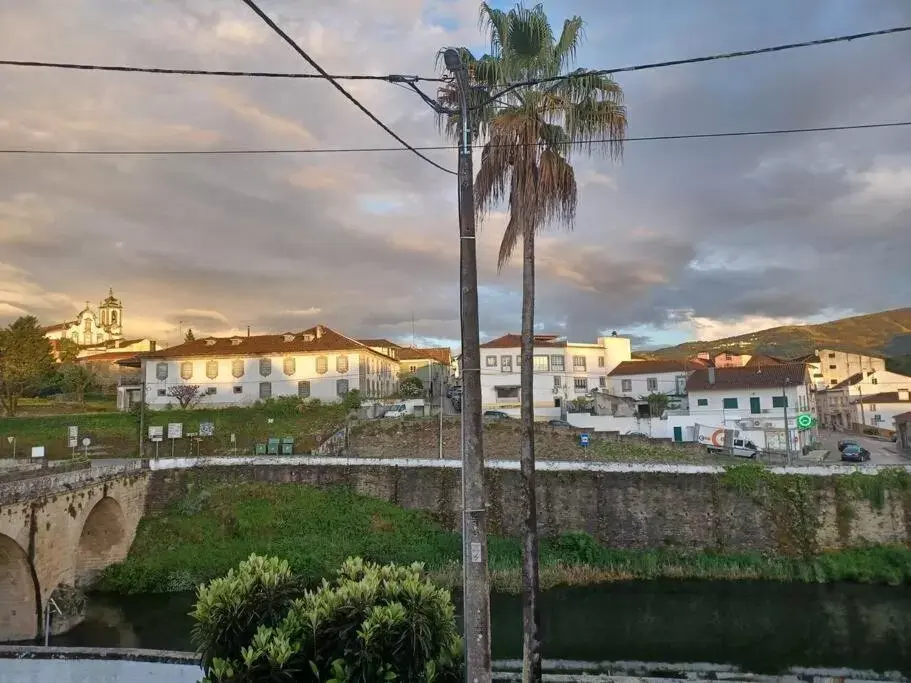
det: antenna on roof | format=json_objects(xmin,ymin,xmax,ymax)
[
  {"xmin": 411, "ymin": 313, "xmax": 416, "ymax": 348},
  {"xmin": 247, "ymin": 325, "xmax": 251, "ymax": 338}
]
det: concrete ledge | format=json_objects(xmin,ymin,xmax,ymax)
[
  {"xmin": 0, "ymin": 461, "xmax": 144, "ymax": 505},
  {"xmin": 0, "ymin": 645, "xmax": 198, "ymax": 665}
]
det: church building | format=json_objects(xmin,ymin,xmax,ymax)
[{"xmin": 44, "ymin": 289, "xmax": 125, "ymax": 347}]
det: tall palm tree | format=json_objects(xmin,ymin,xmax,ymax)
[{"xmin": 439, "ymin": 3, "xmax": 626, "ymax": 680}]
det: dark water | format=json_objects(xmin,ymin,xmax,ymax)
[{"xmin": 52, "ymin": 582, "xmax": 911, "ymax": 675}]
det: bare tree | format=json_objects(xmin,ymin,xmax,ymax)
[{"xmin": 167, "ymin": 384, "xmax": 202, "ymax": 409}]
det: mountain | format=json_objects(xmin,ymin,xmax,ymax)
[{"xmin": 645, "ymin": 308, "xmax": 911, "ymax": 361}]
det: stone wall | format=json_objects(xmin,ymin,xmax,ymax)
[{"xmin": 146, "ymin": 462, "xmax": 911, "ymax": 554}]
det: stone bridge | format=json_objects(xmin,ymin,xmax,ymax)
[{"xmin": 0, "ymin": 464, "xmax": 149, "ymax": 642}]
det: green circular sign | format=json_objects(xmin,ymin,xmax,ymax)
[{"xmin": 796, "ymin": 413, "xmax": 813, "ymax": 430}]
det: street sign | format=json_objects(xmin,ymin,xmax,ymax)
[
  {"xmin": 199, "ymin": 422, "xmax": 215, "ymax": 437},
  {"xmin": 31, "ymin": 446, "xmax": 45, "ymax": 459},
  {"xmin": 579, "ymin": 433, "xmax": 590, "ymax": 447},
  {"xmin": 167, "ymin": 423, "xmax": 183, "ymax": 439},
  {"xmin": 67, "ymin": 426, "xmax": 78, "ymax": 440},
  {"xmin": 148, "ymin": 426, "xmax": 164, "ymax": 442},
  {"xmin": 81, "ymin": 438, "xmax": 91, "ymax": 447},
  {"xmin": 796, "ymin": 413, "xmax": 816, "ymax": 430},
  {"xmin": 68, "ymin": 438, "xmax": 78, "ymax": 449}
]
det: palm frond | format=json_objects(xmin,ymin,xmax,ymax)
[
  {"xmin": 536, "ymin": 149, "xmax": 577, "ymax": 229},
  {"xmin": 564, "ymin": 96, "xmax": 627, "ymax": 161},
  {"xmin": 479, "ymin": 3, "xmax": 510, "ymax": 58},
  {"xmin": 553, "ymin": 16, "xmax": 584, "ymax": 74}
]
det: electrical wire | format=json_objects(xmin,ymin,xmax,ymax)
[
  {"xmin": 2, "ymin": 120, "xmax": 907, "ymax": 155},
  {"xmin": 237, "ymin": 0, "xmax": 455, "ymax": 175},
  {"xmin": 0, "ymin": 59, "xmax": 445, "ymax": 82},
  {"xmin": 472, "ymin": 26, "xmax": 911, "ymax": 110}
]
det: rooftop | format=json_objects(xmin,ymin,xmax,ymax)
[
  {"xmin": 480, "ymin": 333, "xmax": 565, "ymax": 349},
  {"xmin": 396, "ymin": 347, "xmax": 452, "ymax": 364},
  {"xmin": 855, "ymin": 391, "xmax": 911, "ymax": 404},
  {"xmin": 608, "ymin": 359, "xmax": 695, "ymax": 376},
  {"xmin": 358, "ymin": 339, "xmax": 402, "ymax": 349},
  {"xmin": 686, "ymin": 363, "xmax": 809, "ymax": 391}
]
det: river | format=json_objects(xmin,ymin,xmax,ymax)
[{"xmin": 48, "ymin": 581, "xmax": 911, "ymax": 676}]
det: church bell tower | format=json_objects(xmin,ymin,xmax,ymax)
[{"xmin": 99, "ymin": 288, "xmax": 124, "ymax": 339}]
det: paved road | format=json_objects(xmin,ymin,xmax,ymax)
[{"xmin": 816, "ymin": 429, "xmax": 908, "ymax": 465}]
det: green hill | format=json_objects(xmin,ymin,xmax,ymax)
[{"xmin": 646, "ymin": 308, "xmax": 911, "ymax": 361}]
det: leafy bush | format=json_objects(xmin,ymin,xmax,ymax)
[
  {"xmin": 194, "ymin": 555, "xmax": 463, "ymax": 683},
  {"xmin": 399, "ymin": 376, "xmax": 424, "ymax": 399}
]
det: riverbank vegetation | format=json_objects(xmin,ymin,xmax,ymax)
[{"xmin": 97, "ymin": 481, "xmax": 911, "ymax": 595}]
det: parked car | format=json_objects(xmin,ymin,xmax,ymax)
[
  {"xmin": 547, "ymin": 419, "xmax": 573, "ymax": 428},
  {"xmin": 483, "ymin": 410, "xmax": 510, "ymax": 420},
  {"xmin": 840, "ymin": 444, "xmax": 871, "ymax": 462},
  {"xmin": 837, "ymin": 439, "xmax": 859, "ymax": 452}
]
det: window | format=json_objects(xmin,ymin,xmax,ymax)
[
  {"xmin": 697, "ymin": 398, "xmax": 708, "ymax": 407},
  {"xmin": 813, "ymin": 373, "xmax": 823, "ymax": 378},
  {"xmin": 870, "ymin": 403, "xmax": 877, "ymax": 411},
  {"xmin": 621, "ymin": 379, "xmax": 632, "ymax": 392},
  {"xmin": 84, "ymin": 318, "xmax": 91, "ymax": 333},
  {"xmin": 871, "ymin": 377, "xmax": 878, "ymax": 385},
  {"xmin": 598, "ymin": 356, "xmax": 605, "ymax": 368},
  {"xmin": 772, "ymin": 396, "xmax": 788, "ymax": 408},
  {"xmin": 233, "ymin": 385, "xmax": 243, "ymax": 394},
  {"xmin": 409, "ymin": 365, "xmax": 416, "ymax": 373},
  {"xmin": 157, "ymin": 388, "xmax": 166, "ymax": 397},
  {"xmin": 599, "ymin": 377, "xmax": 607, "ymax": 388},
  {"xmin": 72, "ymin": 332, "xmax": 79, "ymax": 344},
  {"xmin": 298, "ymin": 381, "xmax": 311, "ymax": 398},
  {"xmin": 485, "ymin": 355, "xmax": 498, "ymax": 368},
  {"xmin": 829, "ymin": 353, "xmax": 836, "ymax": 359},
  {"xmin": 180, "ymin": 362, "xmax": 193, "ymax": 380},
  {"xmin": 336, "ymin": 379, "xmax": 349, "ymax": 396},
  {"xmin": 283, "ymin": 357, "xmax": 296, "ymax": 376},
  {"xmin": 533, "ymin": 355, "xmax": 550, "ymax": 373},
  {"xmin": 553, "ymin": 376, "xmax": 561, "ymax": 388},
  {"xmin": 724, "ymin": 353, "xmax": 732, "ymax": 361},
  {"xmin": 96, "ymin": 334, "xmax": 103, "ymax": 345},
  {"xmin": 316, "ymin": 356, "xmax": 328, "ymax": 374},
  {"xmin": 232, "ymin": 359, "xmax": 245, "ymax": 378},
  {"xmin": 829, "ymin": 365, "xmax": 837, "ymax": 370},
  {"xmin": 647, "ymin": 377, "xmax": 658, "ymax": 392},
  {"xmin": 573, "ymin": 355, "xmax": 586, "ymax": 371},
  {"xmin": 259, "ymin": 358, "xmax": 272, "ymax": 377},
  {"xmin": 206, "ymin": 360, "xmax": 219, "ymax": 379},
  {"xmin": 496, "ymin": 386, "xmax": 519, "ymax": 400},
  {"xmin": 550, "ymin": 355, "xmax": 565, "ymax": 372},
  {"xmin": 156, "ymin": 362, "xmax": 168, "ymax": 380},
  {"xmin": 722, "ymin": 398, "xmax": 738, "ymax": 409},
  {"xmin": 830, "ymin": 379, "xmax": 839, "ymax": 385},
  {"xmin": 516, "ymin": 355, "xmax": 521, "ymax": 367},
  {"xmin": 874, "ymin": 414, "xmax": 883, "ymax": 422},
  {"xmin": 111, "ymin": 311, "xmax": 118, "ymax": 324},
  {"xmin": 501, "ymin": 355, "xmax": 512, "ymax": 372},
  {"xmin": 259, "ymin": 382, "xmax": 272, "ymax": 399},
  {"xmin": 574, "ymin": 378, "xmax": 588, "ymax": 392},
  {"xmin": 337, "ymin": 356, "xmax": 349, "ymax": 374},
  {"xmin": 205, "ymin": 387, "xmax": 217, "ymax": 396}
]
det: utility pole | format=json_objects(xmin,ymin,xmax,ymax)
[
  {"xmin": 782, "ymin": 379, "xmax": 791, "ymax": 465},
  {"xmin": 444, "ymin": 47, "xmax": 492, "ymax": 683},
  {"xmin": 858, "ymin": 385, "xmax": 866, "ymax": 433}
]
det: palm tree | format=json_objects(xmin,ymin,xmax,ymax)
[{"xmin": 439, "ymin": 4, "xmax": 626, "ymax": 680}]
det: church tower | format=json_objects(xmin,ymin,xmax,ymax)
[{"xmin": 99, "ymin": 288, "xmax": 124, "ymax": 339}]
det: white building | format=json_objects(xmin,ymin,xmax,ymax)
[
  {"xmin": 44, "ymin": 289, "xmax": 125, "ymax": 346},
  {"xmin": 813, "ymin": 348, "xmax": 886, "ymax": 388},
  {"xmin": 478, "ymin": 332, "xmax": 631, "ymax": 415},
  {"xmin": 139, "ymin": 324, "xmax": 399, "ymax": 409},
  {"xmin": 607, "ymin": 359, "xmax": 708, "ymax": 414},
  {"xmin": 853, "ymin": 389, "xmax": 911, "ymax": 434},
  {"xmin": 816, "ymin": 369, "xmax": 911, "ymax": 430},
  {"xmin": 685, "ymin": 363, "xmax": 816, "ymax": 453}
]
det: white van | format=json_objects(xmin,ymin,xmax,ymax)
[{"xmin": 384, "ymin": 403, "xmax": 408, "ymax": 418}]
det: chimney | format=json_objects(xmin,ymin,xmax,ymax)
[
  {"xmin": 708, "ymin": 367, "xmax": 716, "ymax": 385},
  {"xmin": 246, "ymin": 325, "xmax": 251, "ymax": 338},
  {"xmin": 899, "ymin": 389, "xmax": 910, "ymax": 402},
  {"xmin": 316, "ymin": 325, "xmax": 323, "ymax": 339}
]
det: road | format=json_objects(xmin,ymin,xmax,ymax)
[{"xmin": 816, "ymin": 429, "xmax": 908, "ymax": 465}]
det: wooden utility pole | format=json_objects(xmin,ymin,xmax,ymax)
[{"xmin": 443, "ymin": 47, "xmax": 492, "ymax": 683}]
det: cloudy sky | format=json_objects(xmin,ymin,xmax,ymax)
[{"xmin": 1, "ymin": 0, "xmax": 909, "ymax": 350}]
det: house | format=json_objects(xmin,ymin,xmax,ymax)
[
  {"xmin": 77, "ymin": 338, "xmax": 158, "ymax": 359},
  {"xmin": 479, "ymin": 331, "xmax": 631, "ymax": 415},
  {"xmin": 894, "ymin": 411, "xmax": 911, "ymax": 451},
  {"xmin": 713, "ymin": 351, "xmax": 752, "ymax": 368},
  {"xmin": 358, "ymin": 339, "xmax": 402, "ymax": 360},
  {"xmin": 815, "ymin": 369, "xmax": 911, "ymax": 430},
  {"xmin": 686, "ymin": 363, "xmax": 816, "ymax": 453},
  {"xmin": 852, "ymin": 390, "xmax": 911, "ymax": 435},
  {"xmin": 591, "ymin": 391, "xmax": 637, "ymax": 417},
  {"xmin": 395, "ymin": 347, "xmax": 452, "ymax": 396},
  {"xmin": 136, "ymin": 324, "xmax": 399, "ymax": 410},
  {"xmin": 814, "ymin": 348, "xmax": 885, "ymax": 388},
  {"xmin": 607, "ymin": 359, "xmax": 704, "ymax": 415},
  {"xmin": 791, "ymin": 353, "xmax": 825, "ymax": 389}
]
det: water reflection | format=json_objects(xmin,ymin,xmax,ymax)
[{"xmin": 51, "ymin": 582, "xmax": 911, "ymax": 675}]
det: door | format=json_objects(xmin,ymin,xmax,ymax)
[
  {"xmin": 750, "ymin": 397, "xmax": 761, "ymax": 414},
  {"xmin": 673, "ymin": 426, "xmax": 683, "ymax": 442}
]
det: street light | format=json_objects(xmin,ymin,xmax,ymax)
[{"xmin": 782, "ymin": 377, "xmax": 791, "ymax": 465}]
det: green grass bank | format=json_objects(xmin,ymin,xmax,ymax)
[{"xmin": 97, "ymin": 480, "xmax": 911, "ymax": 594}]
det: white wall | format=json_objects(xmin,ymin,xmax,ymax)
[
  {"xmin": 143, "ymin": 351, "xmax": 397, "ymax": 409},
  {"xmin": 610, "ymin": 371, "xmax": 687, "ymax": 399},
  {"xmin": 854, "ymin": 400, "xmax": 911, "ymax": 432}
]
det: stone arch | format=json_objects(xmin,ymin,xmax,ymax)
[
  {"xmin": 75, "ymin": 497, "xmax": 128, "ymax": 588},
  {"xmin": 0, "ymin": 533, "xmax": 40, "ymax": 642}
]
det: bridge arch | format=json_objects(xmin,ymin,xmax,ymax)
[
  {"xmin": 0, "ymin": 533, "xmax": 40, "ymax": 641},
  {"xmin": 75, "ymin": 497, "xmax": 128, "ymax": 587}
]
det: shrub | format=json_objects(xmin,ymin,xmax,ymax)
[{"xmin": 194, "ymin": 555, "xmax": 463, "ymax": 683}]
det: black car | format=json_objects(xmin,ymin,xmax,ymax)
[
  {"xmin": 840, "ymin": 444, "xmax": 871, "ymax": 462},
  {"xmin": 483, "ymin": 410, "xmax": 510, "ymax": 420},
  {"xmin": 837, "ymin": 439, "xmax": 859, "ymax": 452},
  {"xmin": 547, "ymin": 419, "xmax": 573, "ymax": 428}
]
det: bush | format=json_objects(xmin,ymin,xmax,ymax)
[{"xmin": 194, "ymin": 555, "xmax": 463, "ymax": 683}]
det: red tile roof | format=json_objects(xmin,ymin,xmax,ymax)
[
  {"xmin": 830, "ymin": 373, "xmax": 865, "ymax": 390},
  {"xmin": 43, "ymin": 321, "xmax": 74, "ymax": 332},
  {"xmin": 358, "ymin": 339, "xmax": 402, "ymax": 349},
  {"xmin": 608, "ymin": 360, "xmax": 692, "ymax": 376},
  {"xmin": 142, "ymin": 324, "xmax": 393, "ymax": 360},
  {"xmin": 396, "ymin": 347, "xmax": 452, "ymax": 364},
  {"xmin": 686, "ymin": 363, "xmax": 809, "ymax": 391},
  {"xmin": 480, "ymin": 333, "xmax": 565, "ymax": 348},
  {"xmin": 893, "ymin": 411, "xmax": 911, "ymax": 422},
  {"xmin": 856, "ymin": 391, "xmax": 911, "ymax": 404},
  {"xmin": 78, "ymin": 351, "xmax": 144, "ymax": 364},
  {"xmin": 744, "ymin": 354, "xmax": 786, "ymax": 367}
]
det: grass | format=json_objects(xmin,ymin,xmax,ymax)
[
  {"xmin": 589, "ymin": 438, "xmax": 717, "ymax": 463},
  {"xmin": 96, "ymin": 482, "xmax": 911, "ymax": 595},
  {"xmin": 0, "ymin": 400, "xmax": 346, "ymax": 460}
]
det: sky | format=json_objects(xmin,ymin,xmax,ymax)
[{"xmin": 1, "ymin": 0, "xmax": 909, "ymax": 351}]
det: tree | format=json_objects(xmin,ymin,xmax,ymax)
[
  {"xmin": 0, "ymin": 316, "xmax": 56, "ymax": 416},
  {"xmin": 166, "ymin": 384, "xmax": 201, "ymax": 409},
  {"xmin": 185, "ymin": 328, "xmax": 196, "ymax": 343},
  {"xmin": 61, "ymin": 363, "xmax": 97, "ymax": 405},
  {"xmin": 642, "ymin": 392, "xmax": 670, "ymax": 418},
  {"xmin": 192, "ymin": 554, "xmax": 463, "ymax": 683},
  {"xmin": 439, "ymin": 5, "xmax": 626, "ymax": 679},
  {"xmin": 399, "ymin": 375, "xmax": 424, "ymax": 399},
  {"xmin": 341, "ymin": 388, "xmax": 363, "ymax": 412},
  {"xmin": 57, "ymin": 338, "xmax": 80, "ymax": 364}
]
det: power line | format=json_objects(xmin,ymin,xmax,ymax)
[
  {"xmin": 2, "ymin": 120, "xmax": 907, "ymax": 155},
  {"xmin": 477, "ymin": 26, "xmax": 911, "ymax": 108},
  {"xmin": 0, "ymin": 58, "xmax": 445, "ymax": 82},
  {"xmin": 237, "ymin": 0, "xmax": 456, "ymax": 176}
]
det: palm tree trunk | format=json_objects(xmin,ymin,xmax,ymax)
[{"xmin": 520, "ymin": 227, "xmax": 542, "ymax": 683}]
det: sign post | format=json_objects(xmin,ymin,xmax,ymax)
[
  {"xmin": 579, "ymin": 433, "xmax": 590, "ymax": 448},
  {"xmin": 67, "ymin": 426, "xmax": 78, "ymax": 458},
  {"xmin": 148, "ymin": 426, "xmax": 164, "ymax": 459},
  {"xmin": 81, "ymin": 437, "xmax": 91, "ymax": 460},
  {"xmin": 167, "ymin": 423, "xmax": 183, "ymax": 458},
  {"xmin": 7, "ymin": 435, "xmax": 15, "ymax": 459}
]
